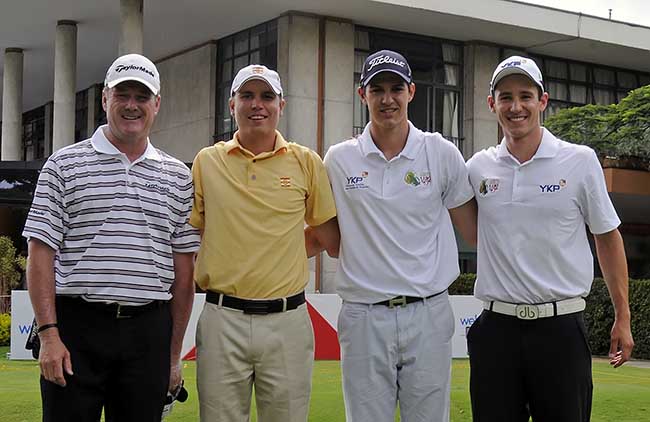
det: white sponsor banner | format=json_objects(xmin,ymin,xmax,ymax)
[
  {"xmin": 10, "ymin": 290, "xmax": 34, "ymax": 360},
  {"xmin": 10, "ymin": 291, "xmax": 482, "ymax": 360}
]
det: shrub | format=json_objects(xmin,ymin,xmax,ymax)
[{"xmin": 0, "ymin": 313, "xmax": 10, "ymax": 346}]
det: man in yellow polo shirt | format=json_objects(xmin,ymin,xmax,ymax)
[{"xmin": 190, "ymin": 64, "xmax": 338, "ymax": 422}]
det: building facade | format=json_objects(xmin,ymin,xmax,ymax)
[{"xmin": 2, "ymin": 1, "xmax": 650, "ymax": 290}]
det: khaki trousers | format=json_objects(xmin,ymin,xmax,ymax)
[{"xmin": 196, "ymin": 302, "xmax": 314, "ymax": 422}]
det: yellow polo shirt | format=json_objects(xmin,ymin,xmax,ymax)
[{"xmin": 190, "ymin": 131, "xmax": 336, "ymax": 299}]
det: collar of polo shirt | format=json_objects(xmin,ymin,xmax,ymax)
[
  {"xmin": 224, "ymin": 130, "xmax": 289, "ymax": 158},
  {"xmin": 92, "ymin": 124, "xmax": 161, "ymax": 161},
  {"xmin": 496, "ymin": 128, "xmax": 560, "ymax": 162},
  {"xmin": 358, "ymin": 121, "xmax": 419, "ymax": 160}
]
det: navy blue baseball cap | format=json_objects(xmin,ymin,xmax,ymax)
[{"xmin": 360, "ymin": 50, "xmax": 412, "ymax": 87}]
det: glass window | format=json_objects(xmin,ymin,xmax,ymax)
[
  {"xmin": 570, "ymin": 64, "xmax": 587, "ymax": 82},
  {"xmin": 547, "ymin": 81, "xmax": 568, "ymax": 101},
  {"xmin": 593, "ymin": 88, "xmax": 615, "ymax": 105},
  {"xmin": 594, "ymin": 68, "xmax": 615, "ymax": 86},
  {"xmin": 569, "ymin": 84, "xmax": 587, "ymax": 103},
  {"xmin": 546, "ymin": 60, "xmax": 567, "ymax": 79},
  {"xmin": 75, "ymin": 90, "xmax": 88, "ymax": 143},
  {"xmin": 617, "ymin": 72, "xmax": 637, "ymax": 89}
]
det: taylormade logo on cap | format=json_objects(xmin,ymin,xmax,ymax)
[
  {"xmin": 105, "ymin": 54, "xmax": 160, "ymax": 95},
  {"xmin": 360, "ymin": 50, "xmax": 412, "ymax": 87},
  {"xmin": 490, "ymin": 55, "xmax": 544, "ymax": 96},
  {"xmin": 114, "ymin": 64, "xmax": 156, "ymax": 78}
]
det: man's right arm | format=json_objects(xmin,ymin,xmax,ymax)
[{"xmin": 27, "ymin": 238, "xmax": 72, "ymax": 386}]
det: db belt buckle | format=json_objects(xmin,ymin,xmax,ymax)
[
  {"xmin": 484, "ymin": 297, "xmax": 586, "ymax": 320},
  {"xmin": 515, "ymin": 304, "xmax": 542, "ymax": 320}
]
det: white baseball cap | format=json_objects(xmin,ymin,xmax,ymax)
[
  {"xmin": 231, "ymin": 64, "xmax": 283, "ymax": 96},
  {"xmin": 490, "ymin": 55, "xmax": 544, "ymax": 96},
  {"xmin": 105, "ymin": 54, "xmax": 160, "ymax": 95}
]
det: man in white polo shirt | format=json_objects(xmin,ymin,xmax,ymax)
[
  {"xmin": 23, "ymin": 54, "xmax": 200, "ymax": 421},
  {"xmin": 324, "ymin": 50, "xmax": 477, "ymax": 422},
  {"xmin": 466, "ymin": 56, "xmax": 634, "ymax": 422}
]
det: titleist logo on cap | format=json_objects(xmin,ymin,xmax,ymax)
[
  {"xmin": 367, "ymin": 55, "xmax": 406, "ymax": 72},
  {"xmin": 115, "ymin": 64, "xmax": 155, "ymax": 78}
]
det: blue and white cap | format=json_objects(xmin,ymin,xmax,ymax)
[
  {"xmin": 490, "ymin": 55, "xmax": 544, "ymax": 96},
  {"xmin": 360, "ymin": 50, "xmax": 412, "ymax": 87}
]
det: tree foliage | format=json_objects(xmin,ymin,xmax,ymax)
[
  {"xmin": 0, "ymin": 235, "xmax": 23, "ymax": 298},
  {"xmin": 544, "ymin": 85, "xmax": 650, "ymax": 160}
]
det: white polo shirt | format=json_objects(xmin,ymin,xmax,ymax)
[
  {"xmin": 324, "ymin": 121, "xmax": 474, "ymax": 303},
  {"xmin": 467, "ymin": 128, "xmax": 620, "ymax": 304}
]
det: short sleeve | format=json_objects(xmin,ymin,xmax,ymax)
[
  {"xmin": 439, "ymin": 138, "xmax": 474, "ymax": 209},
  {"xmin": 580, "ymin": 149, "xmax": 620, "ymax": 234},
  {"xmin": 22, "ymin": 159, "xmax": 66, "ymax": 250},
  {"xmin": 189, "ymin": 151, "xmax": 205, "ymax": 230},
  {"xmin": 171, "ymin": 171, "xmax": 201, "ymax": 253},
  {"xmin": 305, "ymin": 150, "xmax": 337, "ymax": 227}
]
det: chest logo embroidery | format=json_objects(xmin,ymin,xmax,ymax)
[
  {"xmin": 344, "ymin": 172, "xmax": 369, "ymax": 190},
  {"xmin": 539, "ymin": 178, "xmax": 567, "ymax": 193},
  {"xmin": 479, "ymin": 178, "xmax": 500, "ymax": 196},
  {"xmin": 280, "ymin": 177, "xmax": 291, "ymax": 188},
  {"xmin": 404, "ymin": 171, "xmax": 431, "ymax": 187}
]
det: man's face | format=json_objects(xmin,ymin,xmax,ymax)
[
  {"xmin": 229, "ymin": 79, "xmax": 285, "ymax": 139},
  {"xmin": 102, "ymin": 81, "xmax": 160, "ymax": 144},
  {"xmin": 488, "ymin": 74, "xmax": 548, "ymax": 142},
  {"xmin": 358, "ymin": 73, "xmax": 415, "ymax": 131}
]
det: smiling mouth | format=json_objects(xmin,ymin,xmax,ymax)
[
  {"xmin": 122, "ymin": 115, "xmax": 141, "ymax": 121},
  {"xmin": 509, "ymin": 115, "xmax": 527, "ymax": 122},
  {"xmin": 249, "ymin": 115, "xmax": 267, "ymax": 120}
]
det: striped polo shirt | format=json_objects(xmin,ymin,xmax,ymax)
[{"xmin": 23, "ymin": 125, "xmax": 201, "ymax": 305}]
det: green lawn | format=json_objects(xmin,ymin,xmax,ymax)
[{"xmin": 1, "ymin": 346, "xmax": 648, "ymax": 421}]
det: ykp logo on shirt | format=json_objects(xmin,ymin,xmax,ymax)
[
  {"xmin": 345, "ymin": 171, "xmax": 369, "ymax": 190},
  {"xmin": 539, "ymin": 179, "xmax": 567, "ymax": 193}
]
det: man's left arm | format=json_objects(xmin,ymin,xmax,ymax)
[
  {"xmin": 449, "ymin": 198, "xmax": 477, "ymax": 247},
  {"xmin": 168, "ymin": 252, "xmax": 195, "ymax": 392},
  {"xmin": 305, "ymin": 217, "xmax": 340, "ymax": 258},
  {"xmin": 594, "ymin": 228, "xmax": 634, "ymax": 367}
]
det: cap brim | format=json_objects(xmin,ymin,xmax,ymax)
[
  {"xmin": 361, "ymin": 69, "xmax": 411, "ymax": 87},
  {"xmin": 491, "ymin": 68, "xmax": 542, "ymax": 93},
  {"xmin": 106, "ymin": 76, "xmax": 159, "ymax": 95},
  {"xmin": 231, "ymin": 75, "xmax": 282, "ymax": 96}
]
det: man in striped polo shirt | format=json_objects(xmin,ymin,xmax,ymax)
[
  {"xmin": 23, "ymin": 54, "xmax": 200, "ymax": 421},
  {"xmin": 190, "ymin": 64, "xmax": 338, "ymax": 422}
]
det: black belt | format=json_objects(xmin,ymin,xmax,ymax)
[
  {"xmin": 374, "ymin": 290, "xmax": 446, "ymax": 308},
  {"xmin": 56, "ymin": 296, "xmax": 166, "ymax": 319},
  {"xmin": 206, "ymin": 291, "xmax": 306, "ymax": 315}
]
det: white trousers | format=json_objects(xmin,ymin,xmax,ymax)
[{"xmin": 338, "ymin": 292, "xmax": 454, "ymax": 422}]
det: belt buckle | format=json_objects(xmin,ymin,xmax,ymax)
[
  {"xmin": 243, "ymin": 301, "xmax": 270, "ymax": 315},
  {"xmin": 515, "ymin": 304, "xmax": 539, "ymax": 320},
  {"xmin": 388, "ymin": 296, "xmax": 407, "ymax": 308},
  {"xmin": 116, "ymin": 304, "xmax": 132, "ymax": 319}
]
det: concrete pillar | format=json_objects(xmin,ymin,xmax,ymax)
[
  {"xmin": 462, "ymin": 42, "xmax": 500, "ymax": 157},
  {"xmin": 1, "ymin": 48, "xmax": 24, "ymax": 161},
  {"xmin": 276, "ymin": 14, "xmax": 320, "ymax": 152},
  {"xmin": 321, "ymin": 19, "xmax": 354, "ymax": 293},
  {"xmin": 44, "ymin": 102, "xmax": 53, "ymax": 157},
  {"xmin": 52, "ymin": 20, "xmax": 77, "ymax": 152},
  {"xmin": 120, "ymin": 0, "xmax": 144, "ymax": 55}
]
